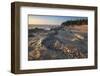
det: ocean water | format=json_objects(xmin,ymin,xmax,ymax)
[{"xmin": 28, "ymin": 25, "xmax": 60, "ymax": 30}]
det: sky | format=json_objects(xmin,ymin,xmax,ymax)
[{"xmin": 28, "ymin": 15, "xmax": 87, "ymax": 25}]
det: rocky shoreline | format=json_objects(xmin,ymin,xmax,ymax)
[{"xmin": 28, "ymin": 24, "xmax": 88, "ymax": 60}]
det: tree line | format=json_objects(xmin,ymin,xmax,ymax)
[{"xmin": 61, "ymin": 19, "xmax": 88, "ymax": 26}]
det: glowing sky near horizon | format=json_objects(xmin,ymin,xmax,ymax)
[{"xmin": 28, "ymin": 15, "xmax": 87, "ymax": 25}]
